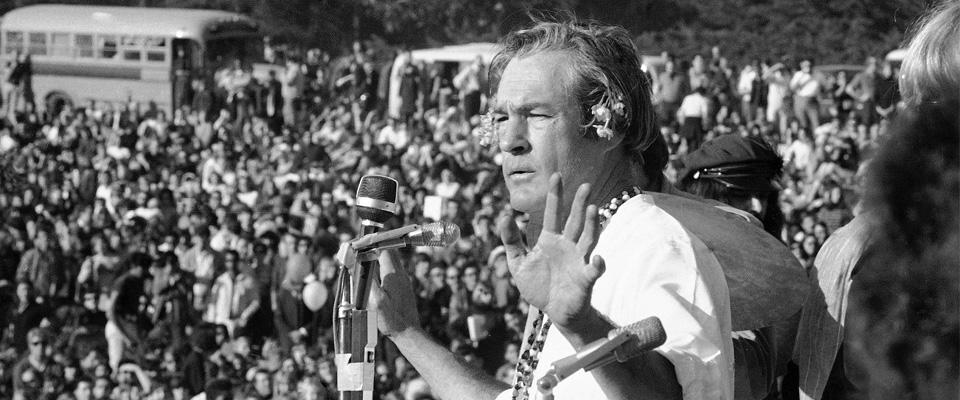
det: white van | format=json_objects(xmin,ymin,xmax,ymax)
[{"xmin": 386, "ymin": 42, "xmax": 497, "ymax": 118}]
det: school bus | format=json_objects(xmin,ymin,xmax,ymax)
[{"xmin": 0, "ymin": 4, "xmax": 265, "ymax": 113}]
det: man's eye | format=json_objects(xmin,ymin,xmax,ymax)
[
  {"xmin": 528, "ymin": 113, "xmax": 551, "ymax": 120},
  {"xmin": 493, "ymin": 115, "xmax": 508, "ymax": 123}
]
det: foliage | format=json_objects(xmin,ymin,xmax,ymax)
[
  {"xmin": 0, "ymin": 0, "xmax": 938, "ymax": 63},
  {"xmin": 633, "ymin": 0, "xmax": 936, "ymax": 65}
]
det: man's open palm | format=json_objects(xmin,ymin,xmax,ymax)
[{"xmin": 499, "ymin": 173, "xmax": 606, "ymax": 328}]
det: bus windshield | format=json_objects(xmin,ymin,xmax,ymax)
[{"xmin": 206, "ymin": 36, "xmax": 263, "ymax": 70}]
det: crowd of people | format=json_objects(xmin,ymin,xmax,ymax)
[{"xmin": 0, "ymin": 5, "xmax": 946, "ymax": 400}]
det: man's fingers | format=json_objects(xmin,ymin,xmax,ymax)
[
  {"xmin": 563, "ymin": 183, "xmax": 591, "ymax": 242},
  {"xmin": 577, "ymin": 204, "xmax": 599, "ymax": 258},
  {"xmin": 378, "ymin": 250, "xmax": 403, "ymax": 281},
  {"xmin": 542, "ymin": 173, "xmax": 562, "ymax": 234},
  {"xmin": 583, "ymin": 255, "xmax": 606, "ymax": 287},
  {"xmin": 498, "ymin": 214, "xmax": 527, "ymax": 260},
  {"xmin": 369, "ymin": 281, "xmax": 386, "ymax": 307}
]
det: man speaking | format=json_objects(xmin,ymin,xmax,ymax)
[{"xmin": 372, "ymin": 18, "xmax": 803, "ymax": 400}]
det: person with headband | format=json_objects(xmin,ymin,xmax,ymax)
[{"xmin": 373, "ymin": 17, "xmax": 804, "ymax": 400}]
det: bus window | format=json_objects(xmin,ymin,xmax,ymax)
[
  {"xmin": 28, "ymin": 32, "xmax": 47, "ymax": 56},
  {"xmin": 123, "ymin": 49, "xmax": 142, "ymax": 61},
  {"xmin": 99, "ymin": 35, "xmax": 118, "ymax": 59},
  {"xmin": 121, "ymin": 35, "xmax": 142, "ymax": 61},
  {"xmin": 4, "ymin": 31, "xmax": 24, "ymax": 55},
  {"xmin": 50, "ymin": 33, "xmax": 71, "ymax": 57},
  {"xmin": 75, "ymin": 34, "xmax": 94, "ymax": 58},
  {"xmin": 145, "ymin": 36, "xmax": 167, "ymax": 62}
]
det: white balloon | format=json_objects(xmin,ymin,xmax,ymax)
[{"xmin": 303, "ymin": 280, "xmax": 328, "ymax": 312}]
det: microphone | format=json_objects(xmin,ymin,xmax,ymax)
[
  {"xmin": 351, "ymin": 222, "xmax": 461, "ymax": 252},
  {"xmin": 356, "ymin": 175, "xmax": 400, "ymax": 229},
  {"xmin": 353, "ymin": 175, "xmax": 399, "ymax": 310},
  {"xmin": 537, "ymin": 317, "xmax": 666, "ymax": 394}
]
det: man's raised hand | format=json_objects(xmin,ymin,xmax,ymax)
[{"xmin": 498, "ymin": 173, "xmax": 606, "ymax": 328}]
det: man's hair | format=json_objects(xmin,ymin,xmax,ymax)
[
  {"xmin": 205, "ymin": 378, "xmax": 235, "ymax": 400},
  {"xmin": 27, "ymin": 327, "xmax": 50, "ymax": 343},
  {"xmin": 899, "ymin": 0, "xmax": 960, "ymax": 106},
  {"xmin": 856, "ymin": 99, "xmax": 959, "ymax": 397},
  {"xmin": 488, "ymin": 17, "xmax": 669, "ymax": 187},
  {"xmin": 224, "ymin": 249, "xmax": 239, "ymax": 260},
  {"xmin": 678, "ymin": 179, "xmax": 784, "ymax": 239}
]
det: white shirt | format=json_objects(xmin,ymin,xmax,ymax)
[
  {"xmin": 766, "ymin": 71, "xmax": 789, "ymax": 109},
  {"xmin": 377, "ymin": 124, "xmax": 410, "ymax": 149},
  {"xmin": 497, "ymin": 194, "xmax": 734, "ymax": 400},
  {"xmin": 737, "ymin": 67, "xmax": 758, "ymax": 97},
  {"xmin": 790, "ymin": 71, "xmax": 820, "ymax": 98},
  {"xmin": 786, "ymin": 139, "xmax": 813, "ymax": 171},
  {"xmin": 678, "ymin": 93, "xmax": 710, "ymax": 119}
]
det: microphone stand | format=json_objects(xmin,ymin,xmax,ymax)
[{"xmin": 334, "ymin": 241, "xmax": 379, "ymax": 400}]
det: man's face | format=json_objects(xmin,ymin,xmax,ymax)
[
  {"xmin": 28, "ymin": 335, "xmax": 49, "ymax": 359},
  {"xmin": 445, "ymin": 267, "xmax": 461, "ymax": 289},
  {"xmin": 34, "ymin": 232, "xmax": 48, "ymax": 251},
  {"xmin": 463, "ymin": 266, "xmax": 479, "ymax": 288},
  {"xmin": 225, "ymin": 253, "xmax": 238, "ymax": 274},
  {"xmin": 494, "ymin": 51, "xmax": 611, "ymax": 214},
  {"xmin": 93, "ymin": 378, "xmax": 110, "ymax": 399},
  {"xmin": 74, "ymin": 381, "xmax": 93, "ymax": 400},
  {"xmin": 429, "ymin": 267, "xmax": 445, "ymax": 288},
  {"xmin": 16, "ymin": 283, "xmax": 30, "ymax": 303},
  {"xmin": 297, "ymin": 239, "xmax": 310, "ymax": 255},
  {"xmin": 254, "ymin": 372, "xmax": 272, "ymax": 396}
]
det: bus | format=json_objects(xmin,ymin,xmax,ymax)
[{"xmin": 0, "ymin": 4, "xmax": 267, "ymax": 114}]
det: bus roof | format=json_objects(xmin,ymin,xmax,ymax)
[
  {"xmin": 1, "ymin": 4, "xmax": 257, "ymax": 38},
  {"xmin": 886, "ymin": 48, "xmax": 907, "ymax": 63},
  {"xmin": 409, "ymin": 42, "xmax": 499, "ymax": 64}
]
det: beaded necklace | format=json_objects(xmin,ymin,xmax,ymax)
[{"xmin": 510, "ymin": 186, "xmax": 642, "ymax": 400}]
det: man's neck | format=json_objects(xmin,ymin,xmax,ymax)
[
  {"xmin": 525, "ymin": 155, "xmax": 646, "ymax": 244},
  {"xmin": 29, "ymin": 355, "xmax": 46, "ymax": 370}
]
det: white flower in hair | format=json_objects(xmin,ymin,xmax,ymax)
[
  {"xmin": 612, "ymin": 100, "xmax": 626, "ymax": 116},
  {"xmin": 590, "ymin": 95, "xmax": 625, "ymax": 140},
  {"xmin": 477, "ymin": 112, "xmax": 495, "ymax": 146},
  {"xmin": 592, "ymin": 104, "xmax": 611, "ymax": 122},
  {"xmin": 594, "ymin": 124, "xmax": 615, "ymax": 140}
]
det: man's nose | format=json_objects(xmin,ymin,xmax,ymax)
[{"xmin": 498, "ymin": 118, "xmax": 531, "ymax": 155}]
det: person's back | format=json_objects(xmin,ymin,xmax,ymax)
[
  {"xmin": 675, "ymin": 135, "xmax": 799, "ymax": 399},
  {"xmin": 658, "ymin": 68, "xmax": 687, "ymax": 104},
  {"xmin": 846, "ymin": 58, "xmax": 878, "ymax": 126}
]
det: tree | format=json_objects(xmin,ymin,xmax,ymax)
[{"xmin": 0, "ymin": 0, "xmax": 937, "ymax": 62}]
